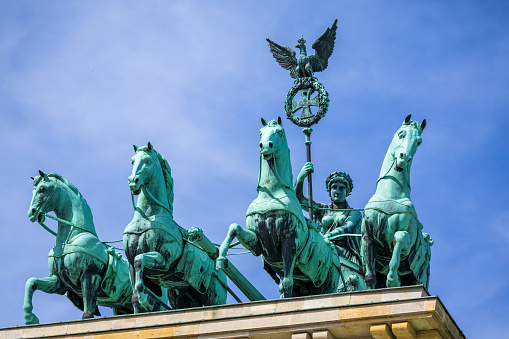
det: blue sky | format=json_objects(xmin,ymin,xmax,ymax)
[{"xmin": 1, "ymin": 1, "xmax": 508, "ymax": 337}]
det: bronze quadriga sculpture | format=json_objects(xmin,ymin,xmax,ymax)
[{"xmin": 21, "ymin": 20, "xmax": 435, "ymax": 325}]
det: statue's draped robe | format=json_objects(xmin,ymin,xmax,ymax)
[{"xmin": 294, "ymin": 180, "xmax": 363, "ymax": 266}]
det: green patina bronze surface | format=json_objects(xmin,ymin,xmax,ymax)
[
  {"xmin": 25, "ymin": 171, "xmax": 134, "ymax": 324},
  {"xmin": 123, "ymin": 142, "xmax": 227, "ymax": 313},
  {"xmin": 187, "ymin": 227, "xmax": 266, "ymax": 302},
  {"xmin": 266, "ymin": 19, "xmax": 337, "ymax": 79},
  {"xmin": 19, "ymin": 21, "xmax": 436, "ymax": 324},
  {"xmin": 361, "ymin": 115, "xmax": 433, "ymax": 290},
  {"xmin": 295, "ymin": 165, "xmax": 366, "ymax": 292},
  {"xmin": 216, "ymin": 118, "xmax": 340, "ymax": 298},
  {"xmin": 267, "ymin": 20, "xmax": 337, "ymax": 128}
]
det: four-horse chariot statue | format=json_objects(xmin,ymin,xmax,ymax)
[{"xmin": 22, "ymin": 20, "xmax": 432, "ymax": 324}]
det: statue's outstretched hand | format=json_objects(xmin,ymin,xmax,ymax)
[{"xmin": 297, "ymin": 162, "xmax": 314, "ymax": 183}]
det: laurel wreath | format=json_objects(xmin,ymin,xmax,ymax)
[{"xmin": 285, "ymin": 78, "xmax": 329, "ymax": 127}]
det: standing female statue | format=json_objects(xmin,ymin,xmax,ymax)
[{"xmin": 295, "ymin": 163, "xmax": 362, "ymax": 266}]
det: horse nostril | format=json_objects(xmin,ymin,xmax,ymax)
[
  {"xmin": 134, "ymin": 177, "xmax": 139, "ymax": 184},
  {"xmin": 269, "ymin": 142, "xmax": 273, "ymax": 148},
  {"xmin": 31, "ymin": 208, "xmax": 36, "ymax": 214},
  {"xmin": 259, "ymin": 143, "xmax": 263, "ymax": 150},
  {"xmin": 399, "ymin": 153, "xmax": 404, "ymax": 159}
]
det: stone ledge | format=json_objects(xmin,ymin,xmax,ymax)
[{"xmin": 1, "ymin": 286, "xmax": 464, "ymax": 339}]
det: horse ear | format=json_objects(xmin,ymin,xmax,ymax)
[
  {"xmin": 38, "ymin": 170, "xmax": 49, "ymax": 181},
  {"xmin": 277, "ymin": 116, "xmax": 282, "ymax": 125},
  {"xmin": 421, "ymin": 119, "xmax": 427, "ymax": 131},
  {"xmin": 147, "ymin": 142, "xmax": 153, "ymax": 151},
  {"xmin": 261, "ymin": 118, "xmax": 267, "ymax": 126},
  {"xmin": 404, "ymin": 114, "xmax": 412, "ymax": 124},
  {"xmin": 133, "ymin": 144, "xmax": 138, "ymax": 152},
  {"xmin": 30, "ymin": 177, "xmax": 34, "ymax": 181}
]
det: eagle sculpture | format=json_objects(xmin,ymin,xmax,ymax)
[{"xmin": 266, "ymin": 19, "xmax": 338, "ymax": 79}]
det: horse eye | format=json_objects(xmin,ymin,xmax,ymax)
[
  {"xmin": 146, "ymin": 160, "xmax": 152, "ymax": 165},
  {"xmin": 277, "ymin": 130, "xmax": 283, "ymax": 136}
]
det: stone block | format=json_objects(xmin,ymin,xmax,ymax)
[
  {"xmin": 292, "ymin": 332, "xmax": 312, "ymax": 339},
  {"xmin": 370, "ymin": 324, "xmax": 394, "ymax": 339},
  {"xmin": 392, "ymin": 321, "xmax": 416, "ymax": 339},
  {"xmin": 313, "ymin": 329, "xmax": 335, "ymax": 339}
]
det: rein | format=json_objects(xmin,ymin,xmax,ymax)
[
  {"xmin": 142, "ymin": 185, "xmax": 173, "ymax": 217},
  {"xmin": 256, "ymin": 154, "xmax": 291, "ymax": 190},
  {"xmin": 33, "ymin": 179, "xmax": 124, "ymax": 249},
  {"xmin": 327, "ymin": 233, "xmax": 362, "ymax": 241},
  {"xmin": 376, "ymin": 148, "xmax": 412, "ymax": 190},
  {"xmin": 130, "ymin": 184, "xmax": 188, "ymax": 235},
  {"xmin": 37, "ymin": 214, "xmax": 124, "ymax": 251},
  {"xmin": 376, "ymin": 157, "xmax": 396, "ymax": 187}
]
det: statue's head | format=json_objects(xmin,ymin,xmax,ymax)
[{"xmin": 326, "ymin": 171, "xmax": 353, "ymax": 203}]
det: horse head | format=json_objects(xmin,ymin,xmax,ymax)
[
  {"xmin": 391, "ymin": 114, "xmax": 426, "ymax": 171},
  {"xmin": 129, "ymin": 142, "xmax": 174, "ymax": 215},
  {"xmin": 129, "ymin": 142, "xmax": 161, "ymax": 195},
  {"xmin": 28, "ymin": 170, "xmax": 60, "ymax": 223},
  {"xmin": 259, "ymin": 117, "xmax": 288, "ymax": 161}
]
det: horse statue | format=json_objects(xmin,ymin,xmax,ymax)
[
  {"xmin": 361, "ymin": 115, "xmax": 433, "ymax": 290},
  {"xmin": 216, "ymin": 117, "xmax": 340, "ymax": 298},
  {"xmin": 124, "ymin": 142, "xmax": 227, "ymax": 313},
  {"xmin": 25, "ymin": 171, "xmax": 133, "ymax": 324}
]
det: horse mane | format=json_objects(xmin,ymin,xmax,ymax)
[
  {"xmin": 266, "ymin": 120, "xmax": 281, "ymax": 127},
  {"xmin": 156, "ymin": 151, "xmax": 174, "ymax": 215},
  {"xmin": 137, "ymin": 145, "xmax": 174, "ymax": 215},
  {"xmin": 401, "ymin": 120, "xmax": 423, "ymax": 134},
  {"xmin": 34, "ymin": 173, "xmax": 87, "ymax": 204}
]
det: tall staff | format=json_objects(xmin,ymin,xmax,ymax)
[{"xmin": 266, "ymin": 19, "xmax": 338, "ymax": 218}]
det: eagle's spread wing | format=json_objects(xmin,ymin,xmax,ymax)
[
  {"xmin": 310, "ymin": 19, "xmax": 338, "ymax": 73},
  {"xmin": 266, "ymin": 38, "xmax": 298, "ymax": 78}
]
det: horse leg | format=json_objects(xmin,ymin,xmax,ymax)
[
  {"xmin": 24, "ymin": 275, "xmax": 66, "ymax": 325},
  {"xmin": 81, "ymin": 273, "xmax": 101, "ymax": 319},
  {"xmin": 134, "ymin": 251, "xmax": 170, "ymax": 311},
  {"xmin": 201, "ymin": 271, "xmax": 227, "ymax": 306},
  {"xmin": 280, "ymin": 235, "xmax": 297, "ymax": 298},
  {"xmin": 128, "ymin": 263, "xmax": 144, "ymax": 314},
  {"xmin": 386, "ymin": 230, "xmax": 411, "ymax": 287},
  {"xmin": 361, "ymin": 217, "xmax": 377, "ymax": 289},
  {"xmin": 217, "ymin": 223, "xmax": 262, "ymax": 269}
]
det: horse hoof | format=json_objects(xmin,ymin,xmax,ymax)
[
  {"xmin": 386, "ymin": 274, "xmax": 401, "ymax": 288},
  {"xmin": 136, "ymin": 283, "xmax": 144, "ymax": 293},
  {"xmin": 82, "ymin": 312, "xmax": 94, "ymax": 319},
  {"xmin": 365, "ymin": 273, "xmax": 376, "ymax": 289},
  {"xmin": 216, "ymin": 257, "xmax": 228, "ymax": 270},
  {"xmin": 24, "ymin": 313, "xmax": 40, "ymax": 325},
  {"xmin": 137, "ymin": 289, "xmax": 149, "ymax": 311}
]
